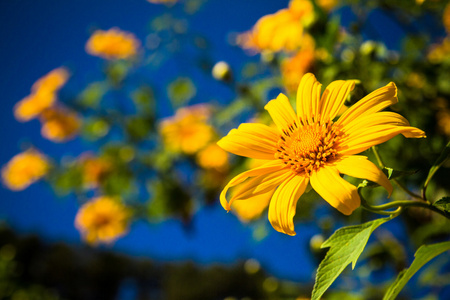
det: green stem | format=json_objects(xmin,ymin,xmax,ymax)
[
  {"xmin": 363, "ymin": 199, "xmax": 449, "ymax": 219},
  {"xmin": 371, "ymin": 146, "xmax": 423, "ymax": 200}
]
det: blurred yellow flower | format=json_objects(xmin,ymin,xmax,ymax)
[
  {"xmin": 1, "ymin": 149, "xmax": 49, "ymax": 191},
  {"xmin": 218, "ymin": 73, "xmax": 426, "ymax": 235},
  {"xmin": 86, "ymin": 27, "xmax": 141, "ymax": 60},
  {"xmin": 75, "ymin": 196, "xmax": 130, "ymax": 245},
  {"xmin": 427, "ymin": 37, "xmax": 450, "ymax": 64},
  {"xmin": 281, "ymin": 34, "xmax": 315, "ymax": 93},
  {"xmin": 237, "ymin": 0, "xmax": 314, "ymax": 53},
  {"xmin": 316, "ymin": 0, "xmax": 339, "ymax": 12},
  {"xmin": 160, "ymin": 105, "xmax": 215, "ymax": 155},
  {"xmin": 444, "ymin": 2, "xmax": 450, "ymax": 33},
  {"xmin": 31, "ymin": 67, "xmax": 70, "ymax": 94},
  {"xmin": 196, "ymin": 143, "xmax": 229, "ymax": 171},
  {"xmin": 39, "ymin": 106, "xmax": 82, "ymax": 143},
  {"xmin": 79, "ymin": 154, "xmax": 112, "ymax": 189},
  {"xmin": 14, "ymin": 67, "xmax": 69, "ymax": 122}
]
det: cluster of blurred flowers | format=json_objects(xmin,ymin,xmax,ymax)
[{"xmin": 2, "ymin": 0, "xmax": 450, "ymax": 250}]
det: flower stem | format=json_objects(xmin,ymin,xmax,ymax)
[
  {"xmin": 363, "ymin": 199, "xmax": 449, "ymax": 219},
  {"xmin": 371, "ymin": 146, "xmax": 423, "ymax": 200}
]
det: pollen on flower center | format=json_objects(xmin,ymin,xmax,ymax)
[{"xmin": 275, "ymin": 118, "xmax": 343, "ymax": 176}]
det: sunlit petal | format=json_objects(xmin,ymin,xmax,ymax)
[
  {"xmin": 220, "ymin": 160, "xmax": 286, "ymax": 211},
  {"xmin": 264, "ymin": 93, "xmax": 298, "ymax": 132},
  {"xmin": 337, "ymin": 82, "xmax": 398, "ymax": 126},
  {"xmin": 217, "ymin": 123, "xmax": 279, "ymax": 160},
  {"xmin": 310, "ymin": 166, "xmax": 360, "ymax": 215},
  {"xmin": 296, "ymin": 73, "xmax": 322, "ymax": 120},
  {"xmin": 319, "ymin": 80, "xmax": 356, "ymax": 122},
  {"xmin": 268, "ymin": 174, "xmax": 309, "ymax": 236},
  {"xmin": 336, "ymin": 155, "xmax": 392, "ymax": 196}
]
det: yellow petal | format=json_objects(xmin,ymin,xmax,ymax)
[
  {"xmin": 336, "ymin": 155, "xmax": 393, "ymax": 196},
  {"xmin": 296, "ymin": 73, "xmax": 322, "ymax": 121},
  {"xmin": 337, "ymin": 124, "xmax": 426, "ymax": 155},
  {"xmin": 264, "ymin": 93, "xmax": 298, "ymax": 132},
  {"xmin": 217, "ymin": 123, "xmax": 279, "ymax": 160},
  {"xmin": 319, "ymin": 79, "xmax": 356, "ymax": 122},
  {"xmin": 231, "ymin": 188, "xmax": 274, "ymax": 222},
  {"xmin": 340, "ymin": 111, "xmax": 410, "ymax": 136},
  {"xmin": 268, "ymin": 174, "xmax": 309, "ymax": 236},
  {"xmin": 337, "ymin": 82, "xmax": 398, "ymax": 126},
  {"xmin": 220, "ymin": 160, "xmax": 286, "ymax": 211},
  {"xmin": 310, "ymin": 166, "xmax": 360, "ymax": 215}
]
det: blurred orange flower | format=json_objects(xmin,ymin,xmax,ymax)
[
  {"xmin": 1, "ymin": 149, "xmax": 49, "ymax": 191},
  {"xmin": 444, "ymin": 2, "xmax": 450, "ymax": 33},
  {"xmin": 237, "ymin": 0, "xmax": 314, "ymax": 53},
  {"xmin": 427, "ymin": 37, "xmax": 450, "ymax": 64},
  {"xmin": 316, "ymin": 0, "xmax": 339, "ymax": 12},
  {"xmin": 79, "ymin": 154, "xmax": 112, "ymax": 189},
  {"xmin": 40, "ymin": 106, "xmax": 82, "ymax": 142},
  {"xmin": 281, "ymin": 34, "xmax": 315, "ymax": 93},
  {"xmin": 160, "ymin": 105, "xmax": 215, "ymax": 155},
  {"xmin": 14, "ymin": 67, "xmax": 69, "ymax": 122},
  {"xmin": 86, "ymin": 27, "xmax": 141, "ymax": 60},
  {"xmin": 196, "ymin": 143, "xmax": 229, "ymax": 171},
  {"xmin": 75, "ymin": 196, "xmax": 130, "ymax": 245}
]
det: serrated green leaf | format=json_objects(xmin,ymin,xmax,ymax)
[
  {"xmin": 312, "ymin": 217, "xmax": 392, "ymax": 300},
  {"xmin": 383, "ymin": 241, "xmax": 450, "ymax": 300},
  {"xmin": 424, "ymin": 141, "xmax": 450, "ymax": 190},
  {"xmin": 433, "ymin": 196, "xmax": 450, "ymax": 217}
]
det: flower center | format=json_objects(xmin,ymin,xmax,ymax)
[{"xmin": 275, "ymin": 118, "xmax": 343, "ymax": 176}]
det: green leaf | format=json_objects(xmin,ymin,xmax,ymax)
[
  {"xmin": 424, "ymin": 141, "xmax": 450, "ymax": 190},
  {"xmin": 433, "ymin": 197, "xmax": 450, "ymax": 217},
  {"xmin": 78, "ymin": 82, "xmax": 107, "ymax": 108},
  {"xmin": 383, "ymin": 241, "xmax": 450, "ymax": 300},
  {"xmin": 167, "ymin": 77, "xmax": 197, "ymax": 108},
  {"xmin": 311, "ymin": 217, "xmax": 392, "ymax": 300},
  {"xmin": 384, "ymin": 167, "xmax": 418, "ymax": 180}
]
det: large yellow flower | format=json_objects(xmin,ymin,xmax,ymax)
[
  {"xmin": 85, "ymin": 27, "xmax": 141, "ymax": 60},
  {"xmin": 75, "ymin": 196, "xmax": 130, "ymax": 245},
  {"xmin": 1, "ymin": 149, "xmax": 49, "ymax": 191},
  {"xmin": 218, "ymin": 73, "xmax": 426, "ymax": 235}
]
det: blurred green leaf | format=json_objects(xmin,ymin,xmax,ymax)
[
  {"xmin": 167, "ymin": 77, "xmax": 197, "ymax": 108},
  {"xmin": 77, "ymin": 82, "xmax": 107, "ymax": 108},
  {"xmin": 81, "ymin": 117, "xmax": 110, "ymax": 141},
  {"xmin": 433, "ymin": 197, "xmax": 450, "ymax": 217},
  {"xmin": 132, "ymin": 85, "xmax": 155, "ymax": 115},
  {"xmin": 125, "ymin": 116, "xmax": 153, "ymax": 141},
  {"xmin": 383, "ymin": 241, "xmax": 450, "ymax": 300},
  {"xmin": 424, "ymin": 141, "xmax": 450, "ymax": 191},
  {"xmin": 312, "ymin": 217, "xmax": 393, "ymax": 300}
]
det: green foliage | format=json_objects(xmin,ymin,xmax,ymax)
[
  {"xmin": 167, "ymin": 77, "xmax": 197, "ymax": 107},
  {"xmin": 433, "ymin": 197, "xmax": 450, "ymax": 217},
  {"xmin": 311, "ymin": 217, "xmax": 393, "ymax": 300},
  {"xmin": 383, "ymin": 241, "xmax": 450, "ymax": 300}
]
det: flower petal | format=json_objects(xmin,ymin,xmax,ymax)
[
  {"xmin": 265, "ymin": 93, "xmax": 298, "ymax": 132},
  {"xmin": 217, "ymin": 123, "xmax": 279, "ymax": 159},
  {"xmin": 340, "ymin": 111, "xmax": 410, "ymax": 135},
  {"xmin": 337, "ymin": 82, "xmax": 398, "ymax": 127},
  {"xmin": 220, "ymin": 160, "xmax": 286, "ymax": 211},
  {"xmin": 319, "ymin": 80, "xmax": 356, "ymax": 122},
  {"xmin": 310, "ymin": 166, "xmax": 360, "ymax": 215},
  {"xmin": 296, "ymin": 73, "xmax": 322, "ymax": 121},
  {"xmin": 268, "ymin": 174, "xmax": 309, "ymax": 236},
  {"xmin": 231, "ymin": 188, "xmax": 274, "ymax": 222},
  {"xmin": 336, "ymin": 155, "xmax": 393, "ymax": 196},
  {"xmin": 337, "ymin": 124, "xmax": 426, "ymax": 156}
]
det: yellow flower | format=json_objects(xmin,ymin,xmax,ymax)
[
  {"xmin": 218, "ymin": 73, "xmax": 426, "ymax": 235},
  {"xmin": 281, "ymin": 34, "xmax": 315, "ymax": 93},
  {"xmin": 85, "ymin": 27, "xmax": 141, "ymax": 60},
  {"xmin": 75, "ymin": 196, "xmax": 130, "ymax": 245},
  {"xmin": 39, "ymin": 106, "xmax": 82, "ymax": 143},
  {"xmin": 1, "ymin": 149, "xmax": 49, "ymax": 191},
  {"xmin": 427, "ymin": 38, "xmax": 450, "ymax": 64},
  {"xmin": 14, "ymin": 67, "xmax": 69, "ymax": 122},
  {"xmin": 196, "ymin": 143, "xmax": 229, "ymax": 171},
  {"xmin": 237, "ymin": 0, "xmax": 314, "ymax": 53},
  {"xmin": 160, "ymin": 105, "xmax": 214, "ymax": 155}
]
